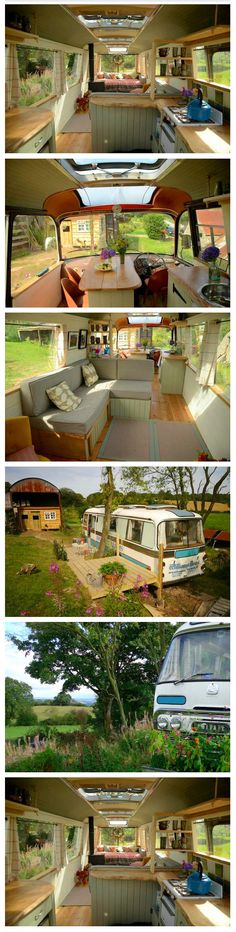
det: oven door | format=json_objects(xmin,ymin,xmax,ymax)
[
  {"xmin": 160, "ymin": 892, "xmax": 176, "ymax": 926},
  {"xmin": 160, "ymin": 121, "xmax": 175, "ymax": 153}
]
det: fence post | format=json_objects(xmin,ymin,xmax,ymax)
[
  {"xmin": 157, "ymin": 544, "xmax": 164, "ymax": 607},
  {"xmin": 116, "ymin": 534, "xmax": 120, "ymax": 557}
]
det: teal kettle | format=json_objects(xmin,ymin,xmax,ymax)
[{"xmin": 187, "ymin": 88, "xmax": 212, "ymax": 123}]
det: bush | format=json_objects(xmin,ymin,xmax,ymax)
[
  {"xmin": 53, "ymin": 540, "xmax": 68, "ymax": 561},
  {"xmin": 15, "ymin": 709, "xmax": 38, "ymax": 726},
  {"xmin": 99, "ymin": 561, "xmax": 127, "ymax": 577}
]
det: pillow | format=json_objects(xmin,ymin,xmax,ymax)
[
  {"xmin": 82, "ymin": 363, "xmax": 99, "ymax": 387},
  {"xmin": 46, "ymin": 381, "xmax": 81, "ymax": 411}
]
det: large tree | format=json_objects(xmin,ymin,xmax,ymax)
[
  {"xmin": 121, "ymin": 466, "xmax": 230, "ymax": 524},
  {"xmin": 97, "ymin": 467, "xmax": 116, "ymax": 557},
  {"xmin": 5, "ymin": 677, "xmax": 35, "ymax": 725},
  {"xmin": 11, "ymin": 622, "xmax": 176, "ymax": 734}
]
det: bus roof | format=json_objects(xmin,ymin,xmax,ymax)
[
  {"xmin": 84, "ymin": 505, "xmax": 199, "ymax": 523},
  {"xmin": 173, "ymin": 619, "xmax": 230, "ymax": 637}
]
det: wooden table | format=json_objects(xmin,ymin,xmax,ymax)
[{"xmin": 79, "ymin": 255, "xmax": 141, "ymax": 307}]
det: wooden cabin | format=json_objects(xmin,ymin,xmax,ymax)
[
  {"xmin": 5, "ymin": 310, "xmax": 230, "ymax": 462},
  {"xmin": 5, "ymin": 776, "xmax": 230, "ymax": 926},
  {"xmin": 9, "ymin": 477, "xmax": 62, "ymax": 531},
  {"xmin": 5, "ymin": 4, "xmax": 230, "ymax": 154},
  {"xmin": 5, "ymin": 156, "xmax": 230, "ymax": 310}
]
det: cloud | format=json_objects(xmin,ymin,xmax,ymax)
[{"xmin": 5, "ymin": 629, "xmax": 96, "ymax": 704}]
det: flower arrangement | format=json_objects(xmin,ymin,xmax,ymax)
[
  {"xmin": 75, "ymin": 91, "xmax": 90, "ymax": 112},
  {"xmin": 75, "ymin": 864, "xmax": 89, "ymax": 886},
  {"xmin": 100, "ymin": 247, "xmax": 116, "ymax": 270},
  {"xmin": 201, "ymin": 245, "xmax": 220, "ymax": 282},
  {"xmin": 115, "ymin": 234, "xmax": 129, "ymax": 263}
]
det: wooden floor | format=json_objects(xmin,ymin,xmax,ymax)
[
  {"xmin": 56, "ymin": 132, "xmax": 92, "ymax": 153},
  {"xmin": 56, "ymin": 905, "xmax": 92, "ymax": 926},
  {"xmin": 66, "ymin": 546, "xmax": 159, "ymax": 600}
]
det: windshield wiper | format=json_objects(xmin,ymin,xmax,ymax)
[{"xmin": 174, "ymin": 672, "xmax": 214, "ymax": 684}]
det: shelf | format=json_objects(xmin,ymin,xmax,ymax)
[
  {"xmin": 6, "ymin": 27, "xmax": 39, "ymax": 44},
  {"xmin": 6, "ymin": 799, "xmax": 39, "ymax": 817}
]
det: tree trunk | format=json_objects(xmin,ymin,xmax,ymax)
[
  {"xmin": 104, "ymin": 695, "xmax": 114, "ymax": 736},
  {"xmin": 97, "ymin": 467, "xmax": 115, "ymax": 557}
]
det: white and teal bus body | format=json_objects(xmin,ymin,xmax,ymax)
[
  {"xmin": 153, "ymin": 620, "xmax": 230, "ymax": 736},
  {"xmin": 82, "ymin": 505, "xmax": 206, "ymax": 584}
]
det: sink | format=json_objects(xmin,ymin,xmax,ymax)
[{"xmin": 201, "ymin": 283, "xmax": 230, "ymax": 307}]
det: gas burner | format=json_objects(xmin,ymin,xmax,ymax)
[{"xmin": 167, "ymin": 106, "xmax": 215, "ymax": 125}]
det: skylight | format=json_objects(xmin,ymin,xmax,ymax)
[
  {"xmin": 128, "ymin": 315, "xmax": 162, "ymax": 325},
  {"xmin": 80, "ymin": 787, "xmax": 147, "ymax": 802},
  {"xmin": 78, "ymin": 186, "xmax": 155, "ymax": 207},
  {"xmin": 79, "ymin": 14, "xmax": 147, "ymax": 30}
]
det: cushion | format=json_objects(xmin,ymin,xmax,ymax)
[
  {"xmin": 82, "ymin": 362, "xmax": 99, "ymax": 387},
  {"xmin": 21, "ymin": 362, "xmax": 83, "ymax": 417},
  {"xmin": 46, "ymin": 381, "xmax": 81, "ymax": 412},
  {"xmin": 110, "ymin": 379, "xmax": 152, "ymax": 401},
  {"xmin": 117, "ymin": 358, "xmax": 154, "ymax": 381},
  {"xmin": 93, "ymin": 357, "xmax": 118, "ymax": 380},
  {"xmin": 31, "ymin": 385, "xmax": 109, "ymax": 437}
]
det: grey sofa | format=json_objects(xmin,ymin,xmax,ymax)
[{"xmin": 20, "ymin": 356, "xmax": 154, "ymax": 460}]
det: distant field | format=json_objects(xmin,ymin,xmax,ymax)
[
  {"xmin": 6, "ymin": 724, "xmax": 83, "ymax": 740},
  {"xmin": 204, "ymin": 512, "xmax": 230, "ymax": 532},
  {"xmin": 33, "ymin": 704, "xmax": 91, "ymax": 721}
]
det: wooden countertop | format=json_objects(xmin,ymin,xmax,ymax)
[
  {"xmin": 90, "ymin": 868, "xmax": 159, "ymax": 881},
  {"xmin": 168, "ymin": 264, "xmax": 228, "ymax": 306},
  {"xmin": 90, "ymin": 93, "xmax": 182, "ymax": 110},
  {"xmin": 176, "ymin": 123, "xmax": 230, "ymax": 154},
  {"xmin": 6, "ymin": 108, "xmax": 54, "ymax": 152},
  {"xmin": 161, "ymin": 353, "xmax": 188, "ymax": 361},
  {"xmin": 177, "ymin": 896, "xmax": 230, "ymax": 926},
  {"xmin": 156, "ymin": 869, "xmax": 181, "ymax": 884},
  {"xmin": 79, "ymin": 255, "xmax": 141, "ymax": 291},
  {"xmin": 5, "ymin": 879, "xmax": 54, "ymax": 926}
]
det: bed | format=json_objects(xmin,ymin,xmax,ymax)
[{"xmin": 96, "ymin": 78, "xmax": 142, "ymax": 92}]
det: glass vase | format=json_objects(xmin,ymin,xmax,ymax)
[
  {"xmin": 208, "ymin": 261, "xmax": 220, "ymax": 283},
  {"xmin": 119, "ymin": 251, "xmax": 126, "ymax": 264}
]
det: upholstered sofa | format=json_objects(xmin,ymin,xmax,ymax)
[{"xmin": 20, "ymin": 356, "xmax": 154, "ymax": 460}]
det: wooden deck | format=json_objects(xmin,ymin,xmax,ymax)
[{"xmin": 66, "ymin": 546, "xmax": 159, "ymax": 601}]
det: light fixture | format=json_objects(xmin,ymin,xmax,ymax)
[
  {"xmin": 109, "ymin": 46, "xmax": 128, "ymax": 53},
  {"xmin": 108, "ymin": 819, "xmax": 128, "ymax": 826}
]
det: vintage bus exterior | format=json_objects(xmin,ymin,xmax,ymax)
[
  {"xmin": 82, "ymin": 505, "xmax": 206, "ymax": 584},
  {"xmin": 153, "ymin": 620, "xmax": 230, "ymax": 735}
]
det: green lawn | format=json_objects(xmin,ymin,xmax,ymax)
[
  {"xmin": 5, "ymin": 535, "xmax": 88, "ymax": 617},
  {"xmin": 6, "ymin": 724, "xmax": 84, "ymax": 739},
  {"xmin": 204, "ymin": 512, "xmax": 230, "ymax": 532},
  {"xmin": 6, "ymin": 340, "xmax": 56, "ymax": 391},
  {"xmin": 189, "ymin": 549, "xmax": 230, "ymax": 601}
]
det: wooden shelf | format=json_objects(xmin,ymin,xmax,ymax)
[
  {"xmin": 6, "ymin": 799, "xmax": 39, "ymax": 817},
  {"xmin": 6, "ymin": 27, "xmax": 39, "ymax": 44}
]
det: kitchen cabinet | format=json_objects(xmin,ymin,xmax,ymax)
[
  {"xmin": 167, "ymin": 271, "xmax": 196, "ymax": 307},
  {"xmin": 175, "ymin": 134, "xmax": 189, "ymax": 153},
  {"xmin": 17, "ymin": 894, "xmax": 55, "ymax": 926},
  {"xmin": 6, "ymin": 881, "xmax": 55, "ymax": 927},
  {"xmin": 175, "ymin": 905, "xmax": 191, "ymax": 925},
  {"xmin": 159, "ymin": 355, "xmax": 187, "ymax": 394},
  {"xmin": 6, "ymin": 110, "xmax": 56, "ymax": 153}
]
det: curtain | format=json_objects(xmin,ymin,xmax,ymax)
[
  {"xmin": 5, "ymin": 816, "xmax": 21, "ymax": 882},
  {"xmin": 94, "ymin": 826, "xmax": 101, "ymax": 850},
  {"xmin": 139, "ymin": 826, "xmax": 146, "ymax": 849},
  {"xmin": 53, "ymin": 51, "xmax": 66, "ymax": 97},
  {"xmin": 81, "ymin": 821, "xmax": 89, "ymax": 868},
  {"xmin": 144, "ymin": 824, "xmax": 151, "ymax": 854},
  {"xmin": 81, "ymin": 50, "xmax": 89, "ymax": 95},
  {"xmin": 182, "ymin": 326, "xmax": 192, "ymax": 361},
  {"xmin": 5, "ymin": 44, "xmax": 21, "ymax": 109},
  {"xmin": 54, "ymin": 824, "xmax": 66, "ymax": 870},
  {"xmin": 197, "ymin": 320, "xmax": 220, "ymax": 387},
  {"xmin": 57, "ymin": 326, "xmax": 67, "ymax": 367}
]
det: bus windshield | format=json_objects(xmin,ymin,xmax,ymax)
[
  {"xmin": 158, "ymin": 627, "xmax": 230, "ymax": 683},
  {"xmin": 164, "ymin": 518, "xmax": 205, "ymax": 548}
]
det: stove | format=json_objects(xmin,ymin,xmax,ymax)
[
  {"xmin": 164, "ymin": 875, "xmax": 223, "ymax": 900},
  {"xmin": 163, "ymin": 103, "xmax": 223, "ymax": 127}
]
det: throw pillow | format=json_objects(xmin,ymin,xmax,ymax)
[
  {"xmin": 82, "ymin": 363, "xmax": 99, "ymax": 387},
  {"xmin": 46, "ymin": 381, "xmax": 81, "ymax": 411}
]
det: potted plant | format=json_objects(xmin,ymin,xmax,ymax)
[
  {"xmin": 100, "ymin": 247, "xmax": 116, "ymax": 270},
  {"xmin": 115, "ymin": 234, "xmax": 129, "ymax": 264},
  {"xmin": 201, "ymin": 245, "xmax": 220, "ymax": 282},
  {"xmin": 75, "ymin": 864, "xmax": 89, "ymax": 886},
  {"xmin": 75, "ymin": 91, "xmax": 90, "ymax": 112},
  {"xmin": 99, "ymin": 561, "xmax": 127, "ymax": 586}
]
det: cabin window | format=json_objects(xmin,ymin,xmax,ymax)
[
  {"xmin": 158, "ymin": 626, "xmax": 230, "ymax": 684},
  {"xmin": 127, "ymin": 519, "xmax": 143, "ymax": 544},
  {"xmin": 44, "ymin": 511, "xmax": 56, "ymax": 520},
  {"xmin": 60, "ymin": 211, "xmax": 175, "ymax": 259},
  {"xmin": 5, "ymin": 321, "xmax": 62, "ymax": 393},
  {"xmin": 165, "ymin": 518, "xmax": 204, "ymax": 548},
  {"xmin": 192, "ymin": 818, "xmax": 230, "ymax": 860},
  {"xmin": 65, "ymin": 825, "xmax": 81, "ymax": 860},
  {"xmin": 16, "ymin": 818, "xmax": 55, "ymax": 879},
  {"xmin": 192, "ymin": 47, "xmax": 208, "ymax": 81},
  {"xmin": 196, "ymin": 207, "xmax": 228, "ymax": 268},
  {"xmin": 177, "ymin": 211, "xmax": 194, "ymax": 263},
  {"xmin": 15, "ymin": 46, "xmax": 54, "ymax": 107},
  {"xmin": 211, "ymin": 48, "xmax": 230, "ymax": 87},
  {"xmin": 11, "ymin": 214, "xmax": 58, "ymax": 296},
  {"xmin": 214, "ymin": 320, "xmax": 230, "ymax": 398},
  {"xmin": 65, "ymin": 52, "xmax": 81, "ymax": 87},
  {"xmin": 188, "ymin": 324, "xmax": 205, "ymax": 370}
]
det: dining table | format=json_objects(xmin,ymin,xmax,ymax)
[{"xmin": 79, "ymin": 255, "xmax": 142, "ymax": 307}]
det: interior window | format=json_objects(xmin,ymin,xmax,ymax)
[
  {"xmin": 65, "ymin": 52, "xmax": 81, "ymax": 87},
  {"xmin": 215, "ymin": 321, "xmax": 230, "ymax": 398},
  {"xmin": 5, "ymin": 320, "xmax": 61, "ymax": 392},
  {"xmin": 60, "ymin": 212, "xmax": 175, "ymax": 259},
  {"xmin": 177, "ymin": 211, "xmax": 194, "ymax": 263},
  {"xmin": 100, "ymin": 54, "xmax": 136, "ymax": 77},
  {"xmin": 16, "ymin": 819, "xmax": 55, "ymax": 879},
  {"xmin": 65, "ymin": 825, "xmax": 80, "ymax": 860},
  {"xmin": 212, "ymin": 823, "xmax": 230, "ymax": 858},
  {"xmin": 11, "ymin": 215, "xmax": 58, "ymax": 295},
  {"xmin": 127, "ymin": 519, "xmax": 143, "ymax": 544},
  {"xmin": 192, "ymin": 820, "xmax": 208, "ymax": 853},
  {"xmin": 196, "ymin": 207, "xmax": 228, "ymax": 268},
  {"xmin": 193, "ymin": 819, "xmax": 230, "ymax": 860},
  {"xmin": 188, "ymin": 324, "xmax": 205, "ymax": 370},
  {"xmin": 16, "ymin": 46, "xmax": 54, "ymax": 106},
  {"xmin": 211, "ymin": 49, "xmax": 230, "ymax": 87},
  {"xmin": 193, "ymin": 47, "xmax": 208, "ymax": 81}
]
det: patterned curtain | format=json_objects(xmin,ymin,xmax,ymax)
[
  {"xmin": 53, "ymin": 51, "xmax": 66, "ymax": 97},
  {"xmin": 5, "ymin": 816, "xmax": 21, "ymax": 881},
  {"xmin": 54, "ymin": 824, "xmax": 66, "ymax": 870},
  {"xmin": 5, "ymin": 44, "xmax": 21, "ymax": 109}
]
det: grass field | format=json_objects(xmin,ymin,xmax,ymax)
[
  {"xmin": 33, "ymin": 704, "xmax": 90, "ymax": 721},
  {"xmin": 5, "ymin": 535, "xmax": 88, "ymax": 617},
  {"xmin": 6, "ymin": 724, "xmax": 85, "ymax": 739},
  {"xmin": 204, "ymin": 512, "xmax": 230, "ymax": 531},
  {"xmin": 6, "ymin": 340, "xmax": 56, "ymax": 391}
]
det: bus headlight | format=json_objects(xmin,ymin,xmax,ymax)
[
  {"xmin": 169, "ymin": 715, "xmax": 183, "ymax": 729},
  {"xmin": 157, "ymin": 715, "xmax": 170, "ymax": 729}
]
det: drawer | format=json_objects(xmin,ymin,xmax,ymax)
[
  {"xmin": 18, "ymin": 123, "xmax": 53, "ymax": 153},
  {"xmin": 17, "ymin": 894, "xmax": 53, "ymax": 926}
]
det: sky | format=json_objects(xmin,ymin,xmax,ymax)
[
  {"xmin": 5, "ymin": 622, "xmax": 96, "ymax": 704},
  {"xmin": 5, "ymin": 465, "xmax": 230, "ymax": 497}
]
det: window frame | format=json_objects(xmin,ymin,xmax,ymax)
[
  {"xmin": 214, "ymin": 320, "xmax": 230, "ymax": 400},
  {"xmin": 177, "ymin": 203, "xmax": 228, "ymax": 269},
  {"xmin": 192, "ymin": 815, "xmax": 230, "ymax": 862},
  {"xmin": 6, "ymin": 208, "xmax": 60, "ymax": 305},
  {"xmin": 126, "ymin": 518, "xmax": 144, "ymax": 545},
  {"xmin": 192, "ymin": 41, "xmax": 230, "ymax": 89},
  {"xmin": 15, "ymin": 44, "xmax": 55, "ymax": 109},
  {"xmin": 59, "ymin": 208, "xmax": 176, "ymax": 262}
]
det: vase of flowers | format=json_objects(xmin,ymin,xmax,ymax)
[
  {"xmin": 201, "ymin": 245, "xmax": 220, "ymax": 282},
  {"xmin": 75, "ymin": 865, "xmax": 89, "ymax": 886},
  {"xmin": 100, "ymin": 247, "xmax": 116, "ymax": 270},
  {"xmin": 75, "ymin": 91, "xmax": 90, "ymax": 112},
  {"xmin": 115, "ymin": 235, "xmax": 129, "ymax": 264}
]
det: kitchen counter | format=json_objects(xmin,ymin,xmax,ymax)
[
  {"xmin": 156, "ymin": 869, "xmax": 181, "ymax": 884},
  {"xmin": 175, "ymin": 123, "xmax": 230, "ymax": 154},
  {"xmin": 6, "ymin": 108, "xmax": 55, "ymax": 153},
  {"xmin": 90, "ymin": 868, "xmax": 159, "ymax": 881},
  {"xmin": 177, "ymin": 896, "xmax": 230, "ymax": 926},
  {"xmin": 5, "ymin": 879, "xmax": 55, "ymax": 925},
  {"xmin": 168, "ymin": 264, "xmax": 228, "ymax": 306},
  {"xmin": 90, "ymin": 93, "xmax": 183, "ymax": 110}
]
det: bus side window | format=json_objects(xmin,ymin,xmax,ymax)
[{"xmin": 127, "ymin": 519, "xmax": 143, "ymax": 544}]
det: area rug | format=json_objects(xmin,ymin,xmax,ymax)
[
  {"xmin": 62, "ymin": 111, "xmax": 91, "ymax": 132},
  {"xmin": 99, "ymin": 418, "xmax": 209, "ymax": 461},
  {"xmin": 62, "ymin": 885, "xmax": 91, "ymax": 906}
]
